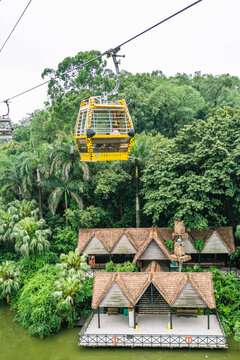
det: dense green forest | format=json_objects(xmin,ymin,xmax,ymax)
[{"xmin": 1, "ymin": 50, "xmax": 240, "ymax": 339}]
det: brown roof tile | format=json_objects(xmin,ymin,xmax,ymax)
[
  {"xmin": 92, "ymin": 272, "xmax": 216, "ymax": 309},
  {"xmin": 77, "ymin": 226, "xmax": 235, "ymax": 255},
  {"xmin": 133, "ymin": 228, "xmax": 172, "ymax": 263},
  {"xmin": 189, "ymin": 227, "xmax": 235, "ymax": 253},
  {"xmin": 145, "ymin": 261, "xmax": 164, "ymax": 273}
]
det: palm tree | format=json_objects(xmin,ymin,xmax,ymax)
[
  {"xmin": 0, "ymin": 205, "xmax": 19, "ymax": 248},
  {"xmin": 56, "ymin": 250, "xmax": 90, "ymax": 277},
  {"xmin": 130, "ymin": 136, "xmax": 149, "ymax": 227},
  {"xmin": 50, "ymin": 133, "xmax": 89, "ymax": 182},
  {"xmin": 18, "ymin": 148, "xmax": 47, "ymax": 219},
  {"xmin": 12, "ymin": 217, "xmax": 51, "ymax": 259},
  {"xmin": 0, "ymin": 261, "xmax": 21, "ymax": 303},
  {"xmin": 0, "ymin": 154, "xmax": 24, "ymax": 201},
  {"xmin": 48, "ymin": 175, "xmax": 84, "ymax": 219},
  {"xmin": 46, "ymin": 133, "xmax": 89, "ymax": 225},
  {"xmin": 53, "ymin": 274, "xmax": 81, "ymax": 306}
]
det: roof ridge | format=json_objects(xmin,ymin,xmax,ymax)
[
  {"xmin": 133, "ymin": 274, "xmax": 152, "ymax": 305},
  {"xmin": 95, "ymin": 231, "xmax": 112, "ymax": 252},
  {"xmin": 93, "ymin": 273, "xmax": 115, "ymax": 308},
  {"xmin": 115, "ymin": 274, "xmax": 135, "ymax": 304},
  {"xmin": 132, "ymin": 231, "xmax": 171, "ymax": 263},
  {"xmin": 204, "ymin": 230, "xmax": 231, "ymax": 252},
  {"xmin": 110, "ymin": 229, "xmax": 137, "ymax": 253},
  {"xmin": 188, "ymin": 273, "xmax": 214, "ymax": 308},
  {"xmin": 170, "ymin": 273, "xmax": 188, "ymax": 306},
  {"xmin": 152, "ymin": 276, "xmax": 172, "ymax": 305}
]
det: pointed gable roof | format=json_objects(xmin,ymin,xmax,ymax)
[
  {"xmin": 145, "ymin": 261, "xmax": 164, "ymax": 273},
  {"xmin": 133, "ymin": 228, "xmax": 171, "ymax": 263},
  {"xmin": 117, "ymin": 273, "xmax": 150, "ymax": 305},
  {"xmin": 188, "ymin": 272, "xmax": 215, "ymax": 308},
  {"xmin": 189, "ymin": 227, "xmax": 235, "ymax": 253},
  {"xmin": 78, "ymin": 226, "xmax": 234, "ymax": 255},
  {"xmin": 153, "ymin": 272, "xmax": 188, "ymax": 305},
  {"xmin": 77, "ymin": 228, "xmax": 150, "ymax": 254},
  {"xmin": 92, "ymin": 272, "xmax": 216, "ymax": 309},
  {"xmin": 91, "ymin": 272, "xmax": 116, "ymax": 309},
  {"xmin": 111, "ymin": 232, "xmax": 137, "ymax": 254},
  {"xmin": 202, "ymin": 230, "xmax": 230, "ymax": 253}
]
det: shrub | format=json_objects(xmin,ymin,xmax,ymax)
[{"xmin": 17, "ymin": 265, "xmax": 61, "ymax": 338}]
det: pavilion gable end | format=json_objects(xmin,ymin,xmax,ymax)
[
  {"xmin": 201, "ymin": 232, "xmax": 230, "ymax": 254},
  {"xmin": 173, "ymin": 281, "xmax": 207, "ymax": 308},
  {"xmin": 111, "ymin": 234, "xmax": 137, "ymax": 254},
  {"xmin": 83, "ymin": 235, "xmax": 108, "ymax": 254},
  {"xmin": 99, "ymin": 282, "xmax": 131, "ymax": 307},
  {"xmin": 139, "ymin": 239, "xmax": 168, "ymax": 260},
  {"xmin": 182, "ymin": 238, "xmax": 197, "ymax": 253}
]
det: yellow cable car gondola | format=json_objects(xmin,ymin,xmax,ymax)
[{"xmin": 74, "ymin": 49, "xmax": 135, "ymax": 162}]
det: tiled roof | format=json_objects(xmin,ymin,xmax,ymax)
[
  {"xmin": 77, "ymin": 226, "xmax": 235, "ymax": 254},
  {"xmin": 91, "ymin": 272, "xmax": 216, "ymax": 309}
]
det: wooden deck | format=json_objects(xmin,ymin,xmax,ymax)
[{"xmin": 79, "ymin": 314, "xmax": 227, "ymax": 348}]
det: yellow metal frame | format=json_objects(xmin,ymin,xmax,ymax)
[{"xmin": 74, "ymin": 98, "xmax": 134, "ymax": 162}]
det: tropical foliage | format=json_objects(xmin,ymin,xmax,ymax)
[
  {"xmin": 0, "ymin": 261, "xmax": 21, "ymax": 303},
  {"xmin": 1, "ymin": 50, "xmax": 240, "ymax": 339},
  {"xmin": 105, "ymin": 261, "xmax": 138, "ymax": 272}
]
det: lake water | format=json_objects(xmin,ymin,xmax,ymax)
[{"xmin": 1, "ymin": 304, "xmax": 239, "ymax": 360}]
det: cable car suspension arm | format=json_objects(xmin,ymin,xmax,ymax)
[{"xmin": 102, "ymin": 47, "xmax": 125, "ymax": 101}]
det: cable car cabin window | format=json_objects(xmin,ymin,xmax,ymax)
[
  {"xmin": 91, "ymin": 136, "xmax": 129, "ymax": 153},
  {"xmin": 0, "ymin": 118, "xmax": 13, "ymax": 144},
  {"xmin": 91, "ymin": 109, "xmax": 129, "ymax": 135},
  {"xmin": 75, "ymin": 110, "xmax": 88, "ymax": 136}
]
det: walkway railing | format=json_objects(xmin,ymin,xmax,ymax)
[
  {"xmin": 79, "ymin": 333, "xmax": 227, "ymax": 348},
  {"xmin": 219, "ymin": 268, "xmax": 240, "ymax": 280}
]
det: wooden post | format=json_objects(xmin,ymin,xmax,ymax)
[
  {"xmin": 133, "ymin": 307, "xmax": 136, "ymax": 328},
  {"xmin": 207, "ymin": 308, "xmax": 210, "ymax": 329},
  {"xmin": 98, "ymin": 307, "xmax": 100, "ymax": 328},
  {"xmin": 170, "ymin": 308, "xmax": 172, "ymax": 329}
]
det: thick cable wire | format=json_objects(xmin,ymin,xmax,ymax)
[
  {"xmin": 0, "ymin": 0, "xmax": 33, "ymax": 54},
  {"xmin": 1, "ymin": 0, "xmax": 202, "ymax": 103}
]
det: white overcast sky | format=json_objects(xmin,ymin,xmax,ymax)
[{"xmin": 0, "ymin": 0, "xmax": 239, "ymax": 124}]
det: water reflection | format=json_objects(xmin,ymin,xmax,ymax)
[{"xmin": 0, "ymin": 304, "xmax": 237, "ymax": 360}]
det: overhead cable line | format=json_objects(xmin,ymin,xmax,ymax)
[
  {"xmin": 0, "ymin": 0, "xmax": 33, "ymax": 54},
  {"xmin": 0, "ymin": 0, "xmax": 202, "ymax": 104}
]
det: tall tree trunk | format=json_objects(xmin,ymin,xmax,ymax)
[
  {"xmin": 120, "ymin": 196, "xmax": 123, "ymax": 218},
  {"xmin": 6, "ymin": 294, "xmax": 10, "ymax": 304},
  {"xmin": 18, "ymin": 186, "xmax": 23, "ymax": 201},
  {"xmin": 36, "ymin": 168, "xmax": 43, "ymax": 219},
  {"xmin": 135, "ymin": 163, "xmax": 140, "ymax": 228},
  {"xmin": 65, "ymin": 191, "xmax": 68, "ymax": 226}
]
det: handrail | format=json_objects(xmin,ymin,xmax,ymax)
[{"xmin": 79, "ymin": 333, "xmax": 227, "ymax": 348}]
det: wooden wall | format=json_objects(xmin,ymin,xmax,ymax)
[
  {"xmin": 100, "ymin": 283, "xmax": 131, "ymax": 307},
  {"xmin": 183, "ymin": 238, "xmax": 197, "ymax": 253},
  {"xmin": 139, "ymin": 240, "xmax": 168, "ymax": 260},
  {"xmin": 83, "ymin": 236, "xmax": 108, "ymax": 254},
  {"xmin": 201, "ymin": 233, "xmax": 229, "ymax": 254},
  {"xmin": 111, "ymin": 235, "xmax": 136, "ymax": 254},
  {"xmin": 173, "ymin": 282, "xmax": 207, "ymax": 308}
]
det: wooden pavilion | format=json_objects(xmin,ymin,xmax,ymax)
[
  {"xmin": 91, "ymin": 272, "xmax": 216, "ymax": 330},
  {"xmin": 79, "ymin": 270, "xmax": 227, "ymax": 348},
  {"xmin": 77, "ymin": 222, "xmax": 235, "ymax": 269}
]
